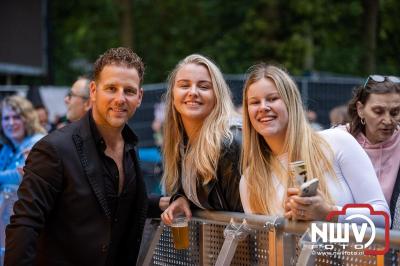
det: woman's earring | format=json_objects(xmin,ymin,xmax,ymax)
[{"xmin": 360, "ymin": 117, "xmax": 366, "ymax": 125}]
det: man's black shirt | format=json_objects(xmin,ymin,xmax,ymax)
[{"xmin": 89, "ymin": 112, "xmax": 140, "ymax": 264}]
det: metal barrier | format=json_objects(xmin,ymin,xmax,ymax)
[{"xmin": 138, "ymin": 210, "xmax": 400, "ymax": 266}]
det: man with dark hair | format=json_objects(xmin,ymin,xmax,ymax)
[{"xmin": 5, "ymin": 47, "xmax": 157, "ymax": 266}]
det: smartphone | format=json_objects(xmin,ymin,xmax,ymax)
[{"xmin": 299, "ymin": 178, "xmax": 319, "ymax": 197}]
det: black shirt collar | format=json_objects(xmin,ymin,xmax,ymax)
[{"xmin": 88, "ymin": 109, "xmax": 138, "ymax": 152}]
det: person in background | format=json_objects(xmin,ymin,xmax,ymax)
[
  {"xmin": 0, "ymin": 96, "xmax": 46, "ymax": 259},
  {"xmin": 346, "ymin": 75, "xmax": 400, "ymax": 227},
  {"xmin": 35, "ymin": 104, "xmax": 55, "ymax": 133},
  {"xmin": 53, "ymin": 114, "xmax": 69, "ymax": 130},
  {"xmin": 329, "ymin": 105, "xmax": 349, "ymax": 127},
  {"xmin": 306, "ymin": 109, "xmax": 324, "ymax": 131},
  {"xmin": 5, "ymin": 47, "xmax": 163, "ymax": 265},
  {"xmin": 239, "ymin": 63, "xmax": 388, "ymax": 226},
  {"xmin": 64, "ymin": 76, "xmax": 92, "ymax": 122},
  {"xmin": 161, "ymin": 54, "xmax": 243, "ymax": 225},
  {"xmin": 0, "ymin": 95, "xmax": 46, "ymax": 185},
  {"xmin": 55, "ymin": 76, "xmax": 92, "ymax": 130},
  {"xmin": 152, "ymin": 101, "xmax": 165, "ymax": 148}
]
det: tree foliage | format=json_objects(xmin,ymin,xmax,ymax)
[{"xmin": 49, "ymin": 0, "xmax": 399, "ymax": 85}]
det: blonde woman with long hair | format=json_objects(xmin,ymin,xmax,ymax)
[
  {"xmin": 240, "ymin": 63, "xmax": 388, "ymax": 225},
  {"xmin": 0, "ymin": 95, "xmax": 46, "ymax": 185},
  {"xmin": 161, "ymin": 54, "xmax": 243, "ymax": 224}
]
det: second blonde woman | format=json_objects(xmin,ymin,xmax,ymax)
[{"xmin": 240, "ymin": 63, "xmax": 389, "ymax": 226}]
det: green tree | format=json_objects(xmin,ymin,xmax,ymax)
[
  {"xmin": 48, "ymin": 0, "xmax": 399, "ymax": 85},
  {"xmin": 50, "ymin": 0, "xmax": 119, "ymax": 84}
]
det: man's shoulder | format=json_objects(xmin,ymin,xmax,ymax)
[{"xmin": 38, "ymin": 120, "xmax": 86, "ymax": 147}]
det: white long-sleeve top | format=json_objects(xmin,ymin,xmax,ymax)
[{"xmin": 240, "ymin": 128, "xmax": 390, "ymax": 227}]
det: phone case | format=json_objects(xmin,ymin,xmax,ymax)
[{"xmin": 300, "ymin": 178, "xmax": 319, "ymax": 197}]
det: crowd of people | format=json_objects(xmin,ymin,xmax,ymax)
[{"xmin": 0, "ymin": 47, "xmax": 399, "ymax": 265}]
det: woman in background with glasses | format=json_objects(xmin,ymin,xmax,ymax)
[
  {"xmin": 0, "ymin": 95, "xmax": 46, "ymax": 186},
  {"xmin": 347, "ymin": 75, "xmax": 400, "ymax": 228}
]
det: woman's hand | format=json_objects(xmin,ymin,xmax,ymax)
[
  {"xmin": 284, "ymin": 188, "xmax": 299, "ymax": 220},
  {"xmin": 284, "ymin": 188, "xmax": 337, "ymax": 221},
  {"xmin": 161, "ymin": 197, "xmax": 192, "ymax": 225}
]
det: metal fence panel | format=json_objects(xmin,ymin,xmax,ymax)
[
  {"xmin": 139, "ymin": 211, "xmax": 399, "ymax": 266},
  {"xmin": 152, "ymin": 222, "xmax": 201, "ymax": 265}
]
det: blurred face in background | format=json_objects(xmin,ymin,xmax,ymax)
[
  {"xmin": 357, "ymin": 92, "xmax": 400, "ymax": 144},
  {"xmin": 1, "ymin": 105, "xmax": 26, "ymax": 144},
  {"xmin": 36, "ymin": 107, "xmax": 48, "ymax": 127},
  {"xmin": 65, "ymin": 78, "xmax": 91, "ymax": 122}
]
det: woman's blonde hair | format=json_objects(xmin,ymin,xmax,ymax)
[
  {"xmin": 1, "ymin": 95, "xmax": 46, "ymax": 141},
  {"xmin": 241, "ymin": 63, "xmax": 335, "ymax": 214},
  {"xmin": 162, "ymin": 54, "xmax": 236, "ymax": 195}
]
